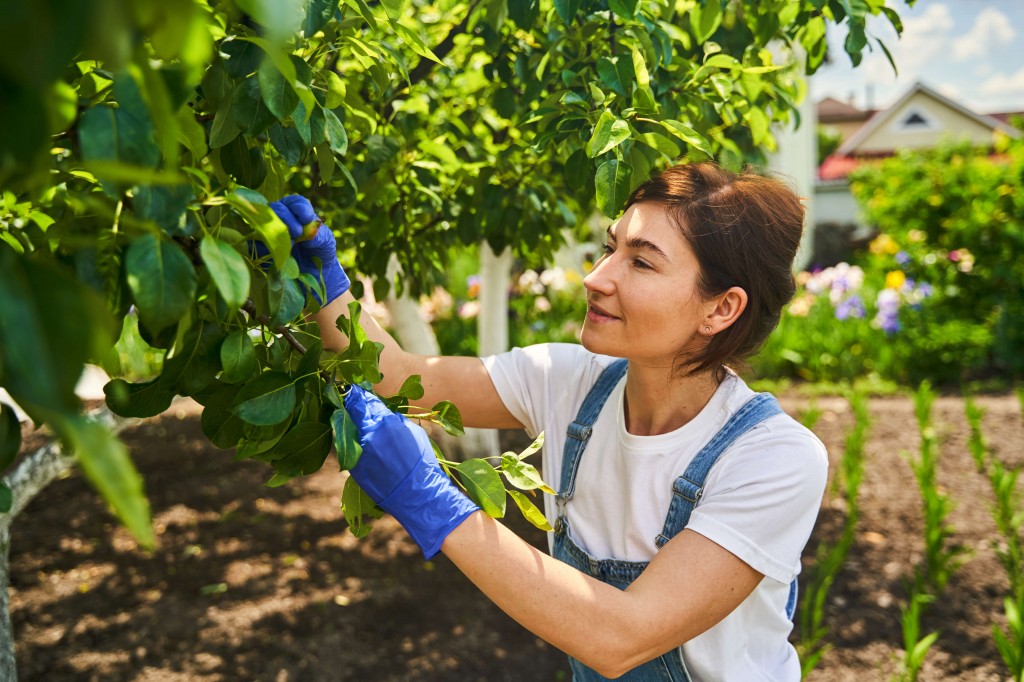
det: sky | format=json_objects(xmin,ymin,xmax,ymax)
[{"xmin": 811, "ymin": 0, "xmax": 1024, "ymax": 115}]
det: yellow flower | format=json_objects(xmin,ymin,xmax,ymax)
[
  {"xmin": 869, "ymin": 233, "xmax": 900, "ymax": 256},
  {"xmin": 885, "ymin": 270, "xmax": 906, "ymax": 290}
]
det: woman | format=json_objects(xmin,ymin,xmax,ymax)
[{"xmin": 270, "ymin": 161, "xmax": 828, "ymax": 681}]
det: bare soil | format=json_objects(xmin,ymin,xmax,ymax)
[{"xmin": 8, "ymin": 391, "xmax": 1024, "ymax": 681}]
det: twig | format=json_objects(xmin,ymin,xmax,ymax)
[{"xmin": 242, "ymin": 299, "xmax": 308, "ymax": 355}]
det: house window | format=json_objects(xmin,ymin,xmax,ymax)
[{"xmin": 896, "ymin": 108, "xmax": 937, "ymax": 131}]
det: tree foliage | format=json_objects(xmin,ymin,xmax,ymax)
[{"xmin": 0, "ymin": 0, "xmax": 905, "ymax": 542}]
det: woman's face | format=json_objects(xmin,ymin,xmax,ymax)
[{"xmin": 580, "ymin": 202, "xmax": 709, "ymax": 367}]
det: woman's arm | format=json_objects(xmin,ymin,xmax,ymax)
[
  {"xmin": 314, "ymin": 292, "xmax": 523, "ymax": 429},
  {"xmin": 442, "ymin": 515, "xmax": 763, "ymax": 679}
]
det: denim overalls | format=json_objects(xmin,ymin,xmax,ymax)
[{"xmin": 552, "ymin": 359, "xmax": 796, "ymax": 681}]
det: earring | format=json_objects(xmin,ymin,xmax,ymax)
[{"xmin": 703, "ymin": 325, "xmax": 713, "ymax": 335}]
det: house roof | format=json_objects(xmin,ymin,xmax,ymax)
[
  {"xmin": 817, "ymin": 96, "xmax": 873, "ymax": 124},
  {"xmin": 836, "ymin": 81, "xmax": 1022, "ymax": 157}
]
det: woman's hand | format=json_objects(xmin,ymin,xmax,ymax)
[
  {"xmin": 344, "ymin": 385, "xmax": 480, "ymax": 558},
  {"xmin": 265, "ymin": 195, "xmax": 350, "ymax": 305}
]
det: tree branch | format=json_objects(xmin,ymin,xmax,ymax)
[{"xmin": 243, "ymin": 299, "xmax": 309, "ymax": 355}]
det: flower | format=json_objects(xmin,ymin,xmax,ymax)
[
  {"xmin": 539, "ymin": 266, "xmax": 568, "ymax": 291},
  {"xmin": 534, "ymin": 296, "xmax": 552, "ymax": 312},
  {"xmin": 787, "ymin": 293, "xmax": 815, "ymax": 317},
  {"xmin": 896, "ymin": 251, "xmax": 910, "ymax": 265},
  {"xmin": 466, "ymin": 275, "xmax": 481, "ymax": 299},
  {"xmin": 458, "ymin": 301, "xmax": 480, "ymax": 319},
  {"xmin": 885, "ymin": 270, "xmax": 906, "ymax": 290},
  {"xmin": 835, "ymin": 295, "xmax": 866, "ymax": 320},
  {"xmin": 869, "ymin": 233, "xmax": 900, "ymax": 256},
  {"xmin": 873, "ymin": 289, "xmax": 902, "ymax": 335}
]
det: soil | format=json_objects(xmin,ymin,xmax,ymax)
[{"xmin": 7, "ymin": 391, "xmax": 1024, "ymax": 681}]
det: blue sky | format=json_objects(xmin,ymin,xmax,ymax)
[{"xmin": 811, "ymin": 0, "xmax": 1024, "ymax": 115}]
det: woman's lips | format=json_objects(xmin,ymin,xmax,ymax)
[{"xmin": 586, "ymin": 302, "xmax": 619, "ymax": 322}]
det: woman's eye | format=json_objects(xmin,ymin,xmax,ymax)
[
  {"xmin": 633, "ymin": 258, "xmax": 652, "ymax": 270},
  {"xmin": 600, "ymin": 242, "xmax": 614, "ymax": 255}
]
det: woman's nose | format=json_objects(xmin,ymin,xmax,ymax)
[{"xmin": 583, "ymin": 256, "xmax": 615, "ymax": 295}]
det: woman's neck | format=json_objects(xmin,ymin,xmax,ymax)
[{"xmin": 622, "ymin": 362, "xmax": 722, "ymax": 436}]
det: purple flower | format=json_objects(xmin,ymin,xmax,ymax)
[
  {"xmin": 835, "ymin": 295, "xmax": 866, "ymax": 320},
  {"xmin": 918, "ymin": 282, "xmax": 934, "ymax": 298},
  {"xmin": 896, "ymin": 251, "xmax": 911, "ymax": 265}
]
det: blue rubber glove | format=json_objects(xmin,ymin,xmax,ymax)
[
  {"xmin": 263, "ymin": 195, "xmax": 350, "ymax": 305},
  {"xmin": 344, "ymin": 385, "xmax": 480, "ymax": 559}
]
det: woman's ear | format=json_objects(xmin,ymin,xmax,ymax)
[{"xmin": 704, "ymin": 286, "xmax": 748, "ymax": 334}]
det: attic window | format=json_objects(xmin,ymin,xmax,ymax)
[{"xmin": 897, "ymin": 108, "xmax": 936, "ymax": 131}]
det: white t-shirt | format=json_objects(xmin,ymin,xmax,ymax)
[{"xmin": 482, "ymin": 343, "xmax": 828, "ymax": 682}]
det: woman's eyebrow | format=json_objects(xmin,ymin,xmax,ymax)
[{"xmin": 605, "ymin": 226, "xmax": 668, "ymax": 260}]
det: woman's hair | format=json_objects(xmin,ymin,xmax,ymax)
[{"xmin": 625, "ymin": 161, "xmax": 805, "ymax": 378}]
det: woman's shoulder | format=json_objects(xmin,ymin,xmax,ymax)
[{"xmin": 719, "ymin": 376, "xmax": 828, "ymax": 469}]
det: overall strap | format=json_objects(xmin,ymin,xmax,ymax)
[
  {"xmin": 557, "ymin": 359, "xmax": 628, "ymax": 513},
  {"xmin": 655, "ymin": 392, "xmax": 783, "ymax": 548}
]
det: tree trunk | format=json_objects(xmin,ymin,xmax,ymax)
[
  {"xmin": 382, "ymin": 257, "xmax": 498, "ymax": 461},
  {"xmin": 768, "ymin": 43, "xmax": 816, "ymax": 272},
  {"xmin": 0, "ymin": 407, "xmax": 140, "ymax": 681}
]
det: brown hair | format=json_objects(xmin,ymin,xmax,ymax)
[{"xmin": 625, "ymin": 162, "xmax": 805, "ymax": 378}]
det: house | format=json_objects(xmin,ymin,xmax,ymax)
[{"xmin": 811, "ymin": 82, "xmax": 1022, "ymax": 265}]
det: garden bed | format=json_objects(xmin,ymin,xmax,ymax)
[{"xmin": 9, "ymin": 390, "xmax": 1023, "ymax": 681}]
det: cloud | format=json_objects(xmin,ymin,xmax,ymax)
[
  {"xmin": 952, "ymin": 8, "xmax": 1016, "ymax": 61},
  {"xmin": 978, "ymin": 65, "xmax": 1024, "ymax": 99}
]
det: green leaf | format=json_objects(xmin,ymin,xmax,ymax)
[
  {"xmin": 78, "ymin": 73, "xmax": 161, "ymax": 183},
  {"xmin": 655, "ymin": 119, "xmax": 714, "ymax": 158},
  {"xmin": 134, "ymin": 184, "xmax": 194, "ymax": 237},
  {"xmin": 235, "ymin": 419, "xmax": 292, "ymax": 459},
  {"xmin": 586, "ymin": 111, "xmax": 631, "ymax": 158},
  {"xmin": 200, "ymin": 381, "xmax": 247, "ymax": 448},
  {"xmin": 393, "ymin": 23, "xmax": 442, "ymax": 65},
  {"xmin": 219, "ymin": 330, "xmax": 257, "ymax": 383},
  {"xmin": 396, "ymin": 374, "xmax": 424, "ymax": 400},
  {"xmin": 454, "ymin": 459, "xmax": 506, "ymax": 517},
  {"xmin": 341, "ymin": 475, "xmax": 382, "ymax": 538},
  {"xmin": 508, "ymin": 490, "xmax": 553, "ymax": 531},
  {"xmin": 608, "ymin": 0, "xmax": 638, "ymax": 19},
  {"xmin": 125, "ymin": 234, "xmax": 197, "ymax": 336},
  {"xmin": 269, "ymin": 124, "xmax": 305, "ymax": 166},
  {"xmin": 520, "ymin": 432, "xmax": 544, "ymax": 459},
  {"xmin": 594, "ymin": 158, "xmax": 632, "ymax": 218},
  {"xmin": 257, "ymin": 59, "xmax": 299, "ymax": 120},
  {"xmin": 0, "ymin": 402, "xmax": 21, "ymax": 470},
  {"xmin": 331, "ymin": 407, "xmax": 362, "ymax": 470},
  {"xmin": 324, "ymin": 108, "xmax": 349, "ymax": 155},
  {"xmin": 0, "ymin": 245, "xmax": 118, "ymax": 414},
  {"xmin": 220, "ymin": 133, "xmax": 268, "ymax": 189},
  {"xmin": 267, "ymin": 421, "xmax": 333, "ymax": 481},
  {"xmin": 233, "ymin": 371, "xmax": 297, "ymax": 425},
  {"xmin": 231, "ymin": 75, "xmax": 277, "ymax": 135},
  {"xmin": 226, "ymin": 191, "xmax": 291, "ymax": 270},
  {"xmin": 58, "ymin": 415, "xmax": 154, "ymax": 549},
  {"xmin": 209, "ymin": 89, "xmax": 242, "ymax": 149},
  {"xmin": 103, "ymin": 377, "xmax": 175, "ymax": 418},
  {"xmin": 303, "ymin": 0, "xmax": 336, "ymax": 35},
  {"xmin": 690, "ymin": 0, "xmax": 722, "ymax": 43},
  {"xmin": 324, "ymin": 71, "xmax": 346, "ymax": 109},
  {"xmin": 564, "ymin": 148, "xmax": 592, "ymax": 191},
  {"xmin": 631, "ymin": 46, "xmax": 650, "ymax": 90},
  {"xmin": 380, "ymin": 0, "xmax": 406, "ymax": 21},
  {"xmin": 500, "ymin": 454, "xmax": 556, "ymax": 494},
  {"xmin": 200, "ymin": 237, "xmax": 251, "ymax": 309},
  {"xmin": 596, "ymin": 57, "xmax": 625, "ymax": 97},
  {"xmin": 554, "ymin": 0, "xmax": 582, "ymax": 25},
  {"xmin": 431, "ymin": 400, "xmax": 464, "ymax": 436}
]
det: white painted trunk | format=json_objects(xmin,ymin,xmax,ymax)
[
  {"xmin": 477, "ymin": 243, "xmax": 513, "ymax": 357},
  {"xmin": 0, "ymin": 407, "xmax": 141, "ymax": 681},
  {"xmin": 769, "ymin": 46, "xmax": 816, "ymax": 273}
]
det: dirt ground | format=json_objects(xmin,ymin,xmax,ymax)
[{"xmin": 7, "ymin": 390, "xmax": 1024, "ymax": 681}]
